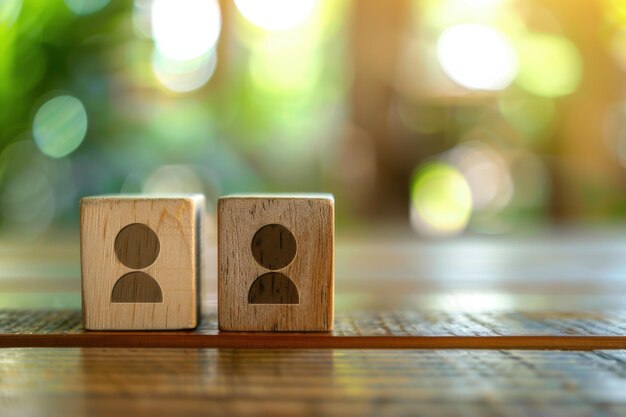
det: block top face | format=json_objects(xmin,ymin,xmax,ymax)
[
  {"xmin": 219, "ymin": 193, "xmax": 334, "ymax": 202},
  {"xmin": 81, "ymin": 194, "xmax": 204, "ymax": 203}
]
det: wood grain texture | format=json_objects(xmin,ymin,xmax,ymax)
[
  {"xmin": 2, "ymin": 348, "xmax": 626, "ymax": 417},
  {"xmin": 80, "ymin": 195, "xmax": 204, "ymax": 330},
  {"xmin": 4, "ymin": 232, "xmax": 626, "ymax": 415},
  {"xmin": 1, "ymin": 310, "xmax": 625, "ymax": 349},
  {"xmin": 218, "ymin": 195, "xmax": 334, "ymax": 331}
]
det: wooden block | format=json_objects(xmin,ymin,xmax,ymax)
[
  {"xmin": 80, "ymin": 195, "xmax": 204, "ymax": 330},
  {"xmin": 218, "ymin": 194, "xmax": 334, "ymax": 331}
]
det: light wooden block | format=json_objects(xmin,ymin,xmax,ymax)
[
  {"xmin": 218, "ymin": 194, "xmax": 334, "ymax": 331},
  {"xmin": 80, "ymin": 195, "xmax": 204, "ymax": 330}
]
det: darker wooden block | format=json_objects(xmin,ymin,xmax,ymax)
[{"xmin": 218, "ymin": 194, "xmax": 334, "ymax": 331}]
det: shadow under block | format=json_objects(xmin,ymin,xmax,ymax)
[
  {"xmin": 80, "ymin": 195, "xmax": 204, "ymax": 330},
  {"xmin": 218, "ymin": 194, "xmax": 334, "ymax": 331}
]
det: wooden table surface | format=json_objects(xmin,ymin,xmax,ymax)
[{"xmin": 1, "ymin": 229, "xmax": 626, "ymax": 416}]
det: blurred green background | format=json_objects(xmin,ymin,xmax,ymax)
[{"xmin": 1, "ymin": 0, "xmax": 626, "ymax": 239}]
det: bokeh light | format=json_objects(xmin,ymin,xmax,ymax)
[
  {"xmin": 0, "ymin": 0, "xmax": 621, "ymax": 240},
  {"xmin": 234, "ymin": 0, "xmax": 317, "ymax": 31},
  {"xmin": 499, "ymin": 96, "xmax": 555, "ymax": 140},
  {"xmin": 0, "ymin": 0, "xmax": 22, "ymax": 26},
  {"xmin": 64, "ymin": 0, "xmax": 109, "ymax": 15},
  {"xmin": 0, "ymin": 141, "xmax": 71, "ymax": 239},
  {"xmin": 143, "ymin": 165, "xmax": 205, "ymax": 194},
  {"xmin": 437, "ymin": 24, "xmax": 518, "ymax": 91},
  {"xmin": 449, "ymin": 142, "xmax": 513, "ymax": 212},
  {"xmin": 151, "ymin": 0, "xmax": 221, "ymax": 61},
  {"xmin": 411, "ymin": 162, "xmax": 473, "ymax": 237},
  {"xmin": 33, "ymin": 95, "xmax": 88, "ymax": 159},
  {"xmin": 132, "ymin": 0, "xmax": 152, "ymax": 39},
  {"xmin": 420, "ymin": 0, "xmax": 516, "ymax": 31},
  {"xmin": 516, "ymin": 33, "xmax": 582, "ymax": 97},
  {"xmin": 249, "ymin": 39, "xmax": 320, "ymax": 95},
  {"xmin": 431, "ymin": 292, "xmax": 515, "ymax": 313},
  {"xmin": 508, "ymin": 151, "xmax": 549, "ymax": 208},
  {"xmin": 152, "ymin": 49, "xmax": 217, "ymax": 93},
  {"xmin": 603, "ymin": 0, "xmax": 626, "ymax": 26},
  {"xmin": 1, "ymin": 167, "xmax": 55, "ymax": 235},
  {"xmin": 603, "ymin": 104, "xmax": 626, "ymax": 168},
  {"xmin": 609, "ymin": 27, "xmax": 626, "ymax": 73}
]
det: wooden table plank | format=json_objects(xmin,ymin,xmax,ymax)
[
  {"xmin": 1, "ymin": 310, "xmax": 625, "ymax": 349},
  {"xmin": 1, "ymin": 233, "xmax": 626, "ymax": 416},
  {"xmin": 2, "ymin": 348, "xmax": 626, "ymax": 417}
]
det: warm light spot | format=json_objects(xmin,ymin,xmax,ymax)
[
  {"xmin": 516, "ymin": 33, "xmax": 582, "ymax": 97},
  {"xmin": 234, "ymin": 0, "xmax": 317, "ymax": 31},
  {"xmin": 64, "ymin": 0, "xmax": 109, "ymax": 15},
  {"xmin": 603, "ymin": 0, "xmax": 626, "ymax": 26},
  {"xmin": 151, "ymin": 0, "xmax": 221, "ymax": 61},
  {"xmin": 437, "ymin": 24, "xmax": 518, "ymax": 91},
  {"xmin": 609, "ymin": 27, "xmax": 626, "ymax": 73},
  {"xmin": 411, "ymin": 162, "xmax": 473, "ymax": 237},
  {"xmin": 152, "ymin": 49, "xmax": 217, "ymax": 93},
  {"xmin": 431, "ymin": 292, "xmax": 515, "ymax": 312},
  {"xmin": 422, "ymin": 0, "xmax": 521, "ymax": 42},
  {"xmin": 33, "ymin": 95, "xmax": 88, "ymax": 158}
]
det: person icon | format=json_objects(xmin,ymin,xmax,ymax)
[
  {"xmin": 110, "ymin": 223, "xmax": 163, "ymax": 303},
  {"xmin": 248, "ymin": 224, "xmax": 299, "ymax": 304}
]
